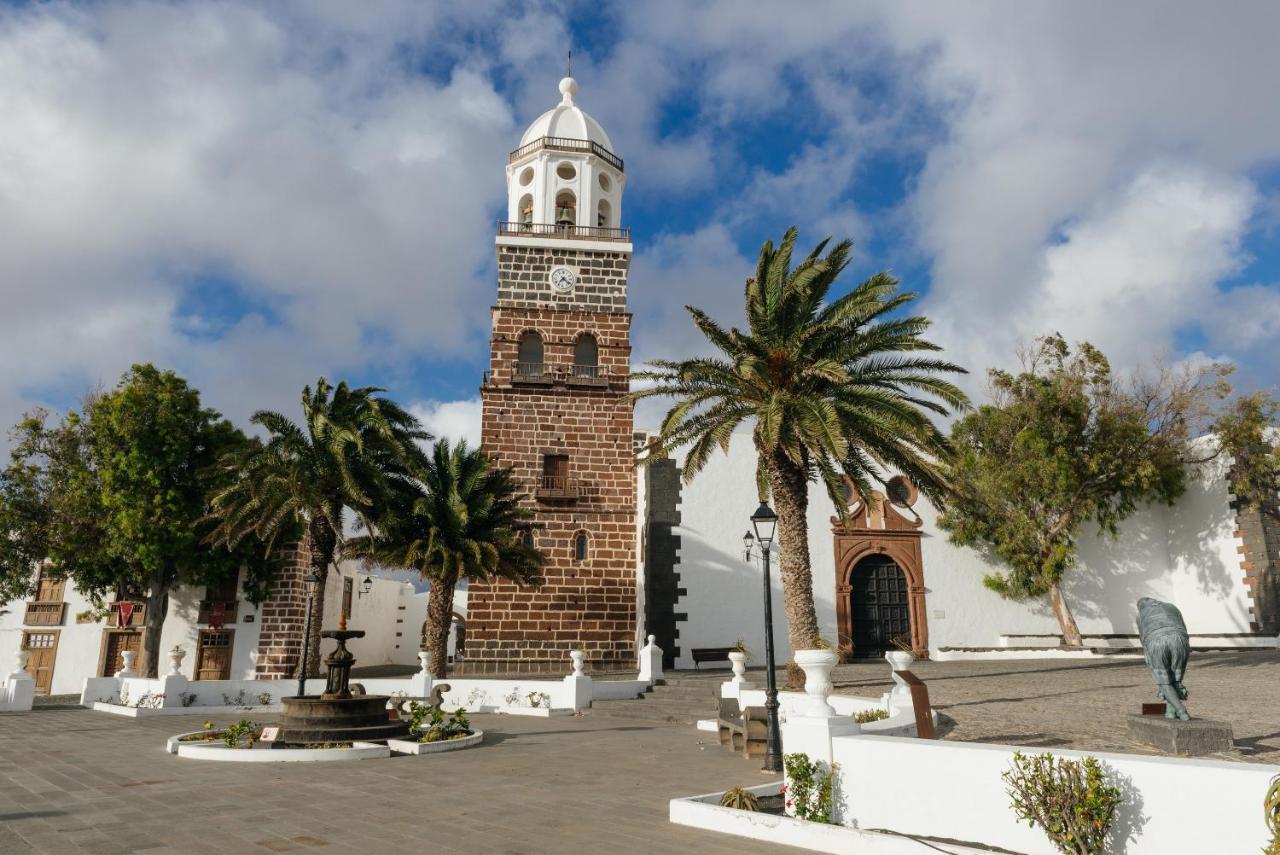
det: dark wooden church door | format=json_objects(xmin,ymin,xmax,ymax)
[{"xmin": 849, "ymin": 555, "xmax": 910, "ymax": 658}]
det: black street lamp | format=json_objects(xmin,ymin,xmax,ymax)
[
  {"xmin": 297, "ymin": 569, "xmax": 322, "ymax": 699},
  {"xmin": 749, "ymin": 501, "xmax": 783, "ymax": 773},
  {"xmin": 357, "ymin": 573, "xmax": 373, "ymax": 599}
]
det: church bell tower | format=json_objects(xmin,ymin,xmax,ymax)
[{"xmin": 463, "ymin": 75, "xmax": 637, "ymax": 673}]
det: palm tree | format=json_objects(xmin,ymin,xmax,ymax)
[
  {"xmin": 208, "ymin": 378, "xmax": 429, "ymax": 675},
  {"xmin": 633, "ymin": 228, "xmax": 967, "ymax": 677},
  {"xmin": 347, "ymin": 439, "xmax": 543, "ymax": 678}
]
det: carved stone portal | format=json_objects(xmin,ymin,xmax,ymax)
[{"xmin": 833, "ymin": 489, "xmax": 928, "ymax": 659}]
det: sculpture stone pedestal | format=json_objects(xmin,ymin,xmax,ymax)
[{"xmin": 1126, "ymin": 714, "xmax": 1233, "ymax": 756}]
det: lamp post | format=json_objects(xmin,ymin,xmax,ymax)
[
  {"xmin": 749, "ymin": 501, "xmax": 783, "ymax": 773},
  {"xmin": 357, "ymin": 573, "xmax": 373, "ymax": 599},
  {"xmin": 297, "ymin": 569, "xmax": 322, "ymax": 699}
]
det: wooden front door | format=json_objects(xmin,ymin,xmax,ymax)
[
  {"xmin": 195, "ymin": 630, "xmax": 234, "ymax": 681},
  {"xmin": 21, "ymin": 631, "xmax": 59, "ymax": 694},
  {"xmin": 101, "ymin": 630, "xmax": 141, "ymax": 677},
  {"xmin": 848, "ymin": 555, "xmax": 911, "ymax": 659}
]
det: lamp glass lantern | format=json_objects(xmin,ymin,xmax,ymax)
[
  {"xmin": 359, "ymin": 574, "xmax": 373, "ymax": 598},
  {"xmin": 303, "ymin": 570, "xmax": 321, "ymax": 594},
  {"xmin": 742, "ymin": 530, "xmax": 754, "ymax": 561},
  {"xmin": 750, "ymin": 502, "xmax": 778, "ymax": 547}
]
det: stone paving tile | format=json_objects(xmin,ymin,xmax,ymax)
[
  {"xmin": 829, "ymin": 648, "xmax": 1280, "ymax": 763},
  {"xmin": 0, "ymin": 707, "xmax": 780, "ymax": 854}
]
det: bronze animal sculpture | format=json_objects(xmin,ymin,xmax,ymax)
[{"xmin": 1136, "ymin": 597, "xmax": 1191, "ymax": 720}]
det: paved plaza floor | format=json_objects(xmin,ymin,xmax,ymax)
[
  {"xmin": 3, "ymin": 652, "xmax": 1277, "ymax": 854},
  {"xmin": 831, "ymin": 648, "xmax": 1280, "ymax": 763},
  {"xmin": 0, "ymin": 705, "xmax": 778, "ymax": 855}
]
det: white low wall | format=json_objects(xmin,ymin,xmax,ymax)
[
  {"xmin": 833, "ymin": 735, "xmax": 1280, "ymax": 853},
  {"xmin": 80, "ymin": 642, "xmax": 666, "ymax": 714}
]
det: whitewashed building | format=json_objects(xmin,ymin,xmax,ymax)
[
  {"xmin": 638, "ymin": 431, "xmax": 1277, "ymax": 669},
  {"xmin": 0, "ymin": 562, "xmax": 461, "ymax": 696}
]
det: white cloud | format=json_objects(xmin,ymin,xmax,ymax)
[
  {"xmin": 410, "ymin": 398, "xmax": 482, "ymax": 448},
  {"xmin": 0, "ymin": 0, "xmax": 514, "ymax": 435}
]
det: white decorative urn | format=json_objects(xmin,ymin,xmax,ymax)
[
  {"xmin": 793, "ymin": 648, "xmax": 839, "ymax": 717},
  {"xmin": 569, "ymin": 650, "xmax": 585, "ymax": 677},
  {"xmin": 10, "ymin": 648, "xmax": 30, "ymax": 678},
  {"xmin": 116, "ymin": 649, "xmax": 138, "ymax": 677},
  {"xmin": 167, "ymin": 646, "xmax": 187, "ymax": 677},
  {"xmin": 728, "ymin": 651, "xmax": 750, "ymax": 687}
]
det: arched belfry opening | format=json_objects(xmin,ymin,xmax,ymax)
[{"xmin": 555, "ymin": 191, "xmax": 577, "ymax": 226}]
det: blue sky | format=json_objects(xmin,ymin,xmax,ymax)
[{"xmin": 1, "ymin": 1, "xmax": 1278, "ymax": 448}]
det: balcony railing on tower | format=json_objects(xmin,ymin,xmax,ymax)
[
  {"xmin": 536, "ymin": 475, "xmax": 581, "ymax": 501},
  {"xmin": 508, "ymin": 136, "xmax": 624, "ymax": 172},
  {"xmin": 497, "ymin": 221, "xmax": 630, "ymax": 242}
]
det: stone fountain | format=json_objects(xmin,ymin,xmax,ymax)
[{"xmin": 273, "ymin": 615, "xmax": 409, "ymax": 747}]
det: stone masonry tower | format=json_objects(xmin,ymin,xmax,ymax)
[{"xmin": 463, "ymin": 76, "xmax": 637, "ymax": 674}]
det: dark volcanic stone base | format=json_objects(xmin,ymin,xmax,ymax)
[
  {"xmin": 1126, "ymin": 714, "xmax": 1234, "ymax": 755},
  {"xmin": 275, "ymin": 694, "xmax": 409, "ymax": 746}
]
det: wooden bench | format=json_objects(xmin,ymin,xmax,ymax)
[{"xmin": 692, "ymin": 647, "xmax": 735, "ymax": 668}]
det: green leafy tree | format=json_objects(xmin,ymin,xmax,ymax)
[
  {"xmin": 0, "ymin": 366, "xmax": 273, "ymax": 676},
  {"xmin": 346, "ymin": 439, "xmax": 543, "ymax": 678},
  {"xmin": 938, "ymin": 335, "xmax": 1278, "ymax": 646},
  {"xmin": 634, "ymin": 228, "xmax": 967, "ymax": 674},
  {"xmin": 208, "ymin": 379, "xmax": 429, "ymax": 676}
]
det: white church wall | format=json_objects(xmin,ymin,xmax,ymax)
[
  {"xmin": 317, "ymin": 568, "xmax": 407, "ymax": 667},
  {"xmin": 665, "ymin": 431, "xmax": 1257, "ymax": 661}
]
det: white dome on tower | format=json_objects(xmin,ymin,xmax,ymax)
[
  {"xmin": 520, "ymin": 77, "xmax": 614, "ymax": 151},
  {"xmin": 504, "ymin": 75, "xmax": 626, "ymax": 238}
]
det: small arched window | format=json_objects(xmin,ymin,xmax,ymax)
[
  {"xmin": 518, "ymin": 193, "xmax": 534, "ymax": 226},
  {"xmin": 574, "ymin": 531, "xmax": 589, "ymax": 562},
  {"xmin": 518, "ymin": 528, "xmax": 534, "ymax": 548},
  {"xmin": 573, "ymin": 333, "xmax": 598, "ymax": 379},
  {"xmin": 597, "ymin": 199, "xmax": 612, "ymax": 228},
  {"xmin": 517, "ymin": 331, "xmax": 544, "ymax": 377},
  {"xmin": 555, "ymin": 190, "xmax": 577, "ymax": 226}
]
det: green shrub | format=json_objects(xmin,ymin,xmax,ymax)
[
  {"xmin": 783, "ymin": 752, "xmax": 839, "ymax": 824},
  {"xmin": 1003, "ymin": 752, "xmax": 1121, "ymax": 855},
  {"xmin": 854, "ymin": 708, "xmax": 889, "ymax": 724},
  {"xmin": 719, "ymin": 786, "xmax": 760, "ymax": 811},
  {"xmin": 1265, "ymin": 773, "xmax": 1280, "ymax": 855}
]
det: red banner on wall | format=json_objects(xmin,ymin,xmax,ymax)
[{"xmin": 117, "ymin": 602, "xmax": 134, "ymax": 627}]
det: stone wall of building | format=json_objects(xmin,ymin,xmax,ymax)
[
  {"xmin": 1235, "ymin": 499, "xmax": 1280, "ymax": 632},
  {"xmin": 253, "ymin": 540, "xmax": 311, "ymax": 680},
  {"xmin": 496, "ymin": 245, "xmax": 629, "ymax": 312},
  {"xmin": 465, "ymin": 239, "xmax": 637, "ymax": 674}
]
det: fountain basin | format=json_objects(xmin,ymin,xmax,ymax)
[{"xmin": 274, "ymin": 694, "xmax": 409, "ymax": 745}]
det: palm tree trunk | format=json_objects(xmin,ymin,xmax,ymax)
[
  {"xmin": 424, "ymin": 577, "xmax": 456, "ymax": 678},
  {"xmin": 306, "ymin": 518, "xmax": 337, "ymax": 677},
  {"xmin": 764, "ymin": 446, "xmax": 822, "ymax": 687},
  {"xmin": 1049, "ymin": 582, "xmax": 1083, "ymax": 647}
]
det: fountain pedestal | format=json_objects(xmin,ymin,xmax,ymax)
[{"xmin": 274, "ymin": 622, "xmax": 409, "ymax": 746}]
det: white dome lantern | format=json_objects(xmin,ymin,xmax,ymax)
[{"xmin": 505, "ymin": 76, "xmax": 626, "ymax": 237}]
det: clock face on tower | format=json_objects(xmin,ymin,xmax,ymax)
[{"xmin": 549, "ymin": 266, "xmax": 577, "ymax": 293}]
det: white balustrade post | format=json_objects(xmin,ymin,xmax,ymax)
[
  {"xmin": 159, "ymin": 646, "xmax": 190, "ymax": 708},
  {"xmin": 2, "ymin": 649, "xmax": 35, "ymax": 712},
  {"xmin": 412, "ymin": 650, "xmax": 434, "ymax": 698},
  {"xmin": 245, "ymin": 648, "xmax": 260, "ymax": 680},
  {"xmin": 638, "ymin": 635, "xmax": 664, "ymax": 686},
  {"xmin": 780, "ymin": 648, "xmax": 858, "ymax": 820},
  {"xmin": 563, "ymin": 650, "xmax": 592, "ymax": 710},
  {"xmin": 884, "ymin": 650, "xmax": 914, "ymax": 713}
]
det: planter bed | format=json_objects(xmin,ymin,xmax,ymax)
[
  {"xmin": 387, "ymin": 730, "xmax": 484, "ymax": 755},
  {"xmin": 174, "ymin": 739, "xmax": 389, "ymax": 762},
  {"xmin": 670, "ymin": 783, "xmax": 991, "ymax": 855},
  {"xmin": 495, "ymin": 706, "xmax": 570, "ymax": 717},
  {"xmin": 93, "ymin": 701, "xmax": 282, "ymax": 718}
]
